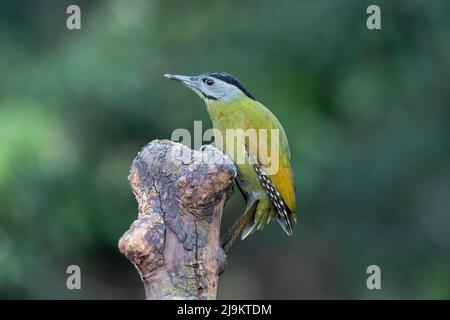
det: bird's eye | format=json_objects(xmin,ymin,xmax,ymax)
[{"xmin": 203, "ymin": 78, "xmax": 214, "ymax": 86}]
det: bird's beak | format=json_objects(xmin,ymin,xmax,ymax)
[{"xmin": 164, "ymin": 74, "xmax": 199, "ymax": 89}]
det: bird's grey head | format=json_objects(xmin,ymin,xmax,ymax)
[{"xmin": 164, "ymin": 72, "xmax": 256, "ymax": 102}]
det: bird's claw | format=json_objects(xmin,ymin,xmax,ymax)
[
  {"xmin": 227, "ymin": 161, "xmax": 238, "ymax": 179},
  {"xmin": 200, "ymin": 144, "xmax": 211, "ymax": 152},
  {"xmin": 200, "ymin": 144, "xmax": 237, "ymax": 178},
  {"xmin": 220, "ymin": 152, "xmax": 238, "ymax": 178}
]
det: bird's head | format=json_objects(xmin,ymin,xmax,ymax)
[{"xmin": 164, "ymin": 72, "xmax": 256, "ymax": 106}]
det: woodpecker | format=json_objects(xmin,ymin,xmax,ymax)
[{"xmin": 165, "ymin": 72, "xmax": 296, "ymax": 251}]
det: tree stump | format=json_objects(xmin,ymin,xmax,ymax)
[{"xmin": 118, "ymin": 140, "xmax": 235, "ymax": 300}]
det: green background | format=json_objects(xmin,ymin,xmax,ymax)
[{"xmin": 0, "ymin": 0, "xmax": 449, "ymax": 299}]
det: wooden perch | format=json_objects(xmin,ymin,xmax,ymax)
[{"xmin": 118, "ymin": 140, "xmax": 235, "ymax": 300}]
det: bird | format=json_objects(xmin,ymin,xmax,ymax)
[{"xmin": 165, "ymin": 72, "xmax": 296, "ymax": 251}]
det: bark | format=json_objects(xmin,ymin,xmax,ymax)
[{"xmin": 118, "ymin": 140, "xmax": 235, "ymax": 300}]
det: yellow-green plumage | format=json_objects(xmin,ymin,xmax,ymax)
[
  {"xmin": 164, "ymin": 71, "xmax": 296, "ymax": 251},
  {"xmin": 206, "ymin": 95, "xmax": 296, "ymax": 250}
]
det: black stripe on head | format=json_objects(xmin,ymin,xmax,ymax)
[
  {"xmin": 201, "ymin": 92, "xmax": 218, "ymax": 100},
  {"xmin": 206, "ymin": 72, "xmax": 256, "ymax": 100}
]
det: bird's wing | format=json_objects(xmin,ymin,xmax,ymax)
[
  {"xmin": 269, "ymin": 159, "xmax": 296, "ymax": 213},
  {"xmin": 245, "ymin": 102, "xmax": 296, "ymax": 214}
]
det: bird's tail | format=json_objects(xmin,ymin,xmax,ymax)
[
  {"xmin": 277, "ymin": 212, "xmax": 296, "ymax": 236},
  {"xmin": 221, "ymin": 199, "xmax": 258, "ymax": 252}
]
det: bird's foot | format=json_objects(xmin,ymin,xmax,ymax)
[
  {"xmin": 226, "ymin": 161, "xmax": 238, "ymax": 179},
  {"xmin": 200, "ymin": 144, "xmax": 211, "ymax": 152},
  {"xmin": 200, "ymin": 144, "xmax": 237, "ymax": 178}
]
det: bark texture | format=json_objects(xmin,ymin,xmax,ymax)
[{"xmin": 118, "ymin": 140, "xmax": 234, "ymax": 300}]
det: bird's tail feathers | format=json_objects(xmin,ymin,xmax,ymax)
[
  {"xmin": 221, "ymin": 199, "xmax": 258, "ymax": 252},
  {"xmin": 241, "ymin": 218, "xmax": 258, "ymax": 240},
  {"xmin": 277, "ymin": 212, "xmax": 295, "ymax": 236}
]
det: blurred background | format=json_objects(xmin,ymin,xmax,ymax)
[{"xmin": 0, "ymin": 0, "xmax": 449, "ymax": 299}]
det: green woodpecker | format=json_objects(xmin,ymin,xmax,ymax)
[{"xmin": 165, "ymin": 72, "xmax": 296, "ymax": 251}]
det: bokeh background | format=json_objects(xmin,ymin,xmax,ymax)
[{"xmin": 0, "ymin": 0, "xmax": 449, "ymax": 299}]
